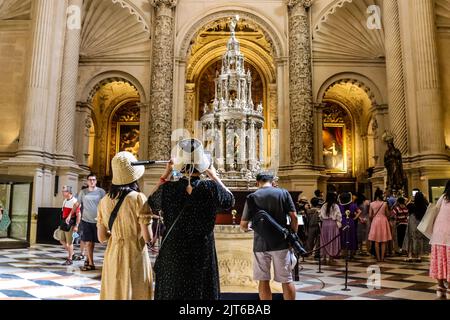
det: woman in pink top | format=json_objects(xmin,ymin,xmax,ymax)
[
  {"xmin": 368, "ymin": 188, "xmax": 392, "ymax": 262},
  {"xmin": 430, "ymin": 180, "xmax": 450, "ymax": 299}
]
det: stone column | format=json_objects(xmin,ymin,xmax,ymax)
[
  {"xmin": 217, "ymin": 120, "xmax": 225, "ymax": 170},
  {"xmin": 17, "ymin": 0, "xmax": 55, "ymax": 158},
  {"xmin": 383, "ymin": 0, "xmax": 408, "ymax": 156},
  {"xmin": 184, "ymin": 83, "xmax": 195, "ymax": 134},
  {"xmin": 55, "ymin": 0, "xmax": 83, "ymax": 162},
  {"xmin": 249, "ymin": 120, "xmax": 256, "ymax": 169},
  {"xmin": 410, "ymin": 0, "xmax": 446, "ymax": 159},
  {"xmin": 287, "ymin": 0, "xmax": 314, "ymax": 167},
  {"xmin": 240, "ymin": 121, "xmax": 247, "ymax": 166},
  {"xmin": 148, "ymin": 0, "xmax": 177, "ymax": 160}
]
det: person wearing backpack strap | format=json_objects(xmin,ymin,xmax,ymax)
[{"xmin": 97, "ymin": 151, "xmax": 153, "ymax": 300}]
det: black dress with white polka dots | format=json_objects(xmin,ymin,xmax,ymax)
[{"xmin": 148, "ymin": 177, "xmax": 234, "ymax": 300}]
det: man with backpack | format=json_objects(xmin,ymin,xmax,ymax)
[{"xmin": 240, "ymin": 172, "xmax": 298, "ymax": 300}]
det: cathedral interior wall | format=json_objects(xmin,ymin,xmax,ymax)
[
  {"xmin": 0, "ymin": 26, "xmax": 30, "ymax": 157},
  {"xmin": 437, "ymin": 34, "xmax": 450, "ymax": 149}
]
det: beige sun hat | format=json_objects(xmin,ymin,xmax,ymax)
[
  {"xmin": 111, "ymin": 151, "xmax": 145, "ymax": 186},
  {"xmin": 173, "ymin": 139, "xmax": 210, "ymax": 174}
]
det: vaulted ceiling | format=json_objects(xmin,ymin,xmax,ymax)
[{"xmin": 312, "ymin": 0, "xmax": 385, "ymax": 61}]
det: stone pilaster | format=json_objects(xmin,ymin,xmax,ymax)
[
  {"xmin": 410, "ymin": 0, "xmax": 446, "ymax": 159},
  {"xmin": 148, "ymin": 0, "xmax": 177, "ymax": 160},
  {"xmin": 55, "ymin": 0, "xmax": 83, "ymax": 163},
  {"xmin": 383, "ymin": 0, "xmax": 408, "ymax": 156},
  {"xmin": 369, "ymin": 104, "xmax": 389, "ymax": 191},
  {"xmin": 313, "ymin": 103, "xmax": 326, "ymax": 168},
  {"xmin": 138, "ymin": 102, "xmax": 150, "ymax": 161},
  {"xmin": 75, "ymin": 102, "xmax": 92, "ymax": 170},
  {"xmin": 287, "ymin": 0, "xmax": 313, "ymax": 167},
  {"xmin": 17, "ymin": 0, "xmax": 55, "ymax": 158}
]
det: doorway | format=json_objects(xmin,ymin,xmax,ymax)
[{"xmin": 0, "ymin": 177, "xmax": 33, "ymax": 249}]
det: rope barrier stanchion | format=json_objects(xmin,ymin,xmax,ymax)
[
  {"xmin": 317, "ymin": 224, "xmax": 323, "ymax": 274},
  {"xmin": 342, "ymin": 218, "xmax": 351, "ymax": 292}
]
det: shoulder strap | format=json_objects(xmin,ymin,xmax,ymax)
[
  {"xmin": 159, "ymin": 202, "xmax": 190, "ymax": 251},
  {"xmin": 373, "ymin": 202, "xmax": 384, "ymax": 217},
  {"xmin": 108, "ymin": 190, "xmax": 132, "ymax": 232}
]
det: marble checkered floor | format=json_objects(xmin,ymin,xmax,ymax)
[{"xmin": 0, "ymin": 244, "xmax": 444, "ymax": 300}]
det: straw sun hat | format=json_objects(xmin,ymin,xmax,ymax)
[{"xmin": 111, "ymin": 151, "xmax": 145, "ymax": 186}]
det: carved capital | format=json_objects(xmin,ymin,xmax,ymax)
[
  {"xmin": 150, "ymin": 0, "xmax": 177, "ymax": 9},
  {"xmin": 287, "ymin": 0, "xmax": 312, "ymax": 9}
]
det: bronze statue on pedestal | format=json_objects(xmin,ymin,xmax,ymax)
[{"xmin": 383, "ymin": 131, "xmax": 405, "ymax": 193}]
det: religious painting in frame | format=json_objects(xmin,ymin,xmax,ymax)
[
  {"xmin": 323, "ymin": 123, "xmax": 347, "ymax": 173},
  {"xmin": 116, "ymin": 122, "xmax": 140, "ymax": 158}
]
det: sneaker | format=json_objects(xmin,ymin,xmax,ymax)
[
  {"xmin": 447, "ymin": 289, "xmax": 450, "ymax": 300},
  {"xmin": 72, "ymin": 254, "xmax": 84, "ymax": 261}
]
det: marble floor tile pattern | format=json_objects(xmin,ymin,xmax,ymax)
[{"xmin": 0, "ymin": 244, "xmax": 445, "ymax": 300}]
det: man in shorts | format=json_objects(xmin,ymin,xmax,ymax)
[
  {"xmin": 77, "ymin": 173, "xmax": 105, "ymax": 271},
  {"xmin": 240, "ymin": 173, "xmax": 298, "ymax": 300}
]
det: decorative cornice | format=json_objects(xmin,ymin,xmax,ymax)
[
  {"xmin": 150, "ymin": 0, "xmax": 177, "ymax": 9},
  {"xmin": 287, "ymin": 0, "xmax": 312, "ymax": 9},
  {"xmin": 111, "ymin": 0, "xmax": 150, "ymax": 33}
]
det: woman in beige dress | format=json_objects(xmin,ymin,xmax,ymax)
[{"xmin": 97, "ymin": 151, "xmax": 153, "ymax": 300}]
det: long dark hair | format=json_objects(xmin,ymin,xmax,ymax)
[
  {"xmin": 325, "ymin": 192, "xmax": 338, "ymax": 216},
  {"xmin": 413, "ymin": 192, "xmax": 428, "ymax": 221},
  {"xmin": 444, "ymin": 180, "xmax": 450, "ymax": 201},
  {"xmin": 109, "ymin": 182, "xmax": 140, "ymax": 200},
  {"xmin": 356, "ymin": 193, "xmax": 366, "ymax": 206},
  {"xmin": 374, "ymin": 188, "xmax": 384, "ymax": 201}
]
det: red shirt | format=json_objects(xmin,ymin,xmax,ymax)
[
  {"xmin": 393, "ymin": 205, "xmax": 409, "ymax": 225},
  {"xmin": 62, "ymin": 197, "xmax": 79, "ymax": 219}
]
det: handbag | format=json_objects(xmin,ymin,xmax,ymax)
[
  {"xmin": 0, "ymin": 210, "xmax": 11, "ymax": 231},
  {"xmin": 417, "ymin": 200, "xmax": 442, "ymax": 239}
]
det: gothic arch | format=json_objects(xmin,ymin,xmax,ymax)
[
  {"xmin": 82, "ymin": 71, "xmax": 147, "ymax": 104},
  {"xmin": 316, "ymin": 72, "xmax": 384, "ymax": 106},
  {"xmin": 176, "ymin": 6, "xmax": 286, "ymax": 59}
]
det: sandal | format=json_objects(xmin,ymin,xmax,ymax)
[
  {"xmin": 80, "ymin": 265, "xmax": 95, "ymax": 271},
  {"xmin": 436, "ymin": 287, "xmax": 446, "ymax": 299},
  {"xmin": 62, "ymin": 259, "xmax": 73, "ymax": 266}
]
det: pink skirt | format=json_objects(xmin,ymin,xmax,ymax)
[
  {"xmin": 368, "ymin": 214, "xmax": 392, "ymax": 242},
  {"xmin": 429, "ymin": 245, "xmax": 450, "ymax": 282}
]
